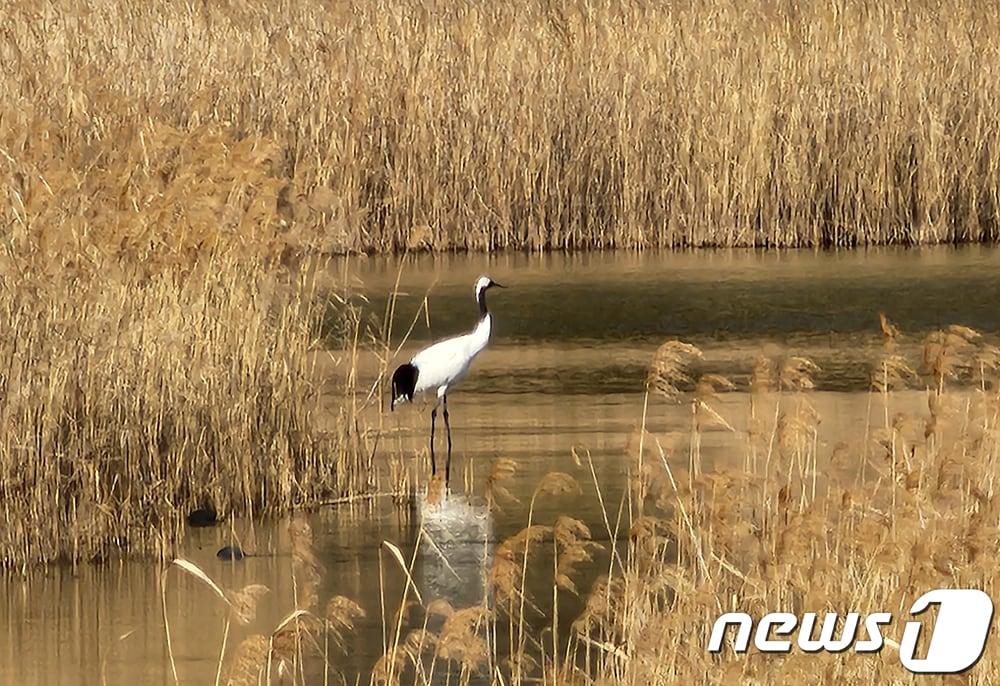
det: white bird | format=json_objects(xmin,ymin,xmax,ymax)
[{"xmin": 391, "ymin": 275, "xmax": 505, "ymax": 483}]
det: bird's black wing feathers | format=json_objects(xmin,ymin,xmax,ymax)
[{"xmin": 391, "ymin": 363, "xmax": 419, "ymax": 410}]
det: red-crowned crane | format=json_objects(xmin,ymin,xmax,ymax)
[{"xmin": 391, "ymin": 275, "xmax": 504, "ymax": 484}]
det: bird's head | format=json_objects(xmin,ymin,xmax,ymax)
[{"xmin": 475, "ymin": 275, "xmax": 505, "ymax": 295}]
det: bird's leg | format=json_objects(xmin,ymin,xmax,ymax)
[
  {"xmin": 443, "ymin": 394, "xmax": 453, "ymax": 485},
  {"xmin": 429, "ymin": 403, "xmax": 438, "ymax": 476}
]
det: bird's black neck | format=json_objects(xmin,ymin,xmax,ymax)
[{"xmin": 477, "ymin": 287, "xmax": 488, "ymax": 316}]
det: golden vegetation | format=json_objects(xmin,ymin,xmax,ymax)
[
  {"xmin": 0, "ymin": 248, "xmax": 375, "ymax": 568},
  {"xmin": 160, "ymin": 314, "xmax": 1000, "ymax": 684},
  {"xmin": 6, "ymin": 0, "xmax": 1000, "ymax": 678},
  {"xmin": 4, "ymin": 0, "xmax": 1000, "ymax": 252},
  {"xmin": 3, "ymin": 0, "xmax": 998, "ymax": 566}
]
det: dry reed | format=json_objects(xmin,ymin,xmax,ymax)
[
  {"xmin": 3, "ymin": 1, "xmax": 1000, "ymax": 253},
  {"xmin": 155, "ymin": 312, "xmax": 1000, "ymax": 685},
  {"xmin": 0, "ymin": 247, "xmax": 374, "ymax": 568}
]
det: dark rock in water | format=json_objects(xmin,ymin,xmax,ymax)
[
  {"xmin": 217, "ymin": 545, "xmax": 246, "ymax": 561},
  {"xmin": 186, "ymin": 508, "xmax": 218, "ymax": 527}
]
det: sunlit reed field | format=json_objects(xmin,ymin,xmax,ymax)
[
  {"xmin": 0, "ymin": 251, "xmax": 380, "ymax": 569},
  {"xmin": 162, "ymin": 318, "xmax": 1000, "ymax": 685},
  {"xmin": 3, "ymin": 0, "xmax": 1000, "ymax": 252},
  {"xmin": 4, "ymin": 0, "xmax": 1000, "ymax": 682}
]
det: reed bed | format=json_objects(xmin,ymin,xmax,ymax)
[
  {"xmin": 4, "ymin": 0, "xmax": 1000, "ymax": 251},
  {"xmin": 0, "ymin": 247, "xmax": 377, "ymax": 569},
  {"xmin": 6, "ymin": 0, "xmax": 1000, "ymax": 676},
  {"xmin": 156, "ymin": 315, "xmax": 1000, "ymax": 684},
  {"xmin": 568, "ymin": 322, "xmax": 1000, "ymax": 684}
]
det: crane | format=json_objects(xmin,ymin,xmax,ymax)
[{"xmin": 391, "ymin": 275, "xmax": 504, "ymax": 484}]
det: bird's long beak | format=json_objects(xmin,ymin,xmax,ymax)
[{"xmin": 491, "ymin": 281, "xmax": 506, "ymax": 289}]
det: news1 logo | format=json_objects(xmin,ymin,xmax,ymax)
[{"xmin": 708, "ymin": 589, "xmax": 993, "ymax": 674}]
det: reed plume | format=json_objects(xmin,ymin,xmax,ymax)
[
  {"xmin": 553, "ymin": 516, "xmax": 600, "ymax": 595},
  {"xmin": 324, "ymin": 596, "xmax": 366, "ymax": 647},
  {"xmin": 225, "ymin": 635, "xmax": 270, "ymax": 686},
  {"xmin": 436, "ymin": 605, "xmax": 491, "ymax": 672},
  {"xmin": 227, "ymin": 585, "xmax": 270, "ymax": 626},
  {"xmin": 923, "ymin": 326, "xmax": 982, "ymax": 392},
  {"xmin": 778, "ymin": 356, "xmax": 820, "ymax": 392},
  {"xmin": 289, "ymin": 516, "xmax": 323, "ymax": 611},
  {"xmin": 485, "ymin": 458, "xmax": 519, "ymax": 510},
  {"xmin": 647, "ymin": 341, "xmax": 703, "ymax": 400}
]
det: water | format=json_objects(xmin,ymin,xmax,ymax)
[{"xmin": 3, "ymin": 247, "xmax": 999, "ymax": 684}]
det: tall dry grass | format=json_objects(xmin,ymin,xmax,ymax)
[
  {"xmin": 565, "ymin": 327, "xmax": 1000, "ymax": 684},
  {"xmin": 0, "ymin": 246, "xmax": 378, "ymax": 569},
  {"xmin": 4, "ymin": 0, "xmax": 1000, "ymax": 251},
  {"xmin": 158, "ymin": 315, "xmax": 1000, "ymax": 685}
]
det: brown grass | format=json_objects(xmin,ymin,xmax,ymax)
[
  {"xmin": 0, "ymin": 247, "xmax": 377, "ymax": 568},
  {"xmin": 6, "ymin": 0, "xmax": 1000, "ymax": 678},
  {"xmin": 159, "ymin": 314, "xmax": 1000, "ymax": 685},
  {"xmin": 3, "ymin": 0, "xmax": 1000, "ymax": 252}
]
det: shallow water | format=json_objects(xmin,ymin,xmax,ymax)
[{"xmin": 2, "ymin": 247, "xmax": 999, "ymax": 684}]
